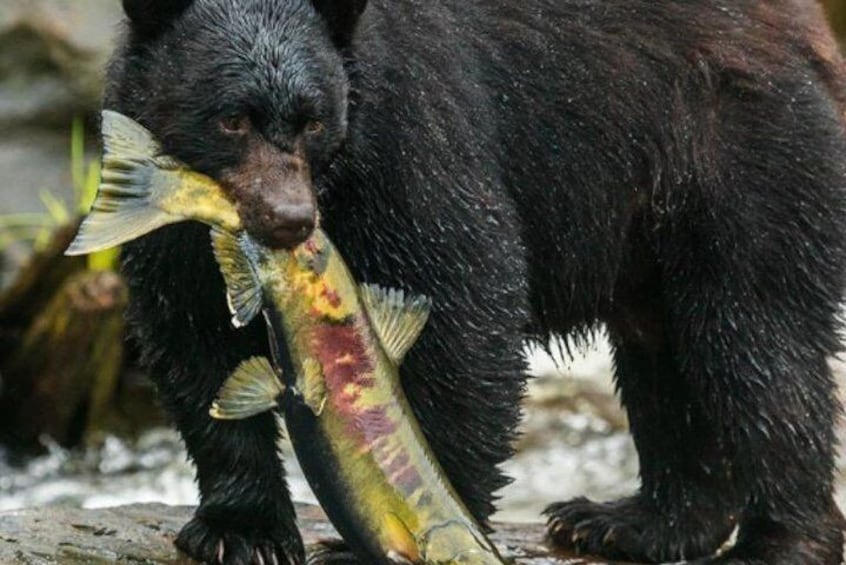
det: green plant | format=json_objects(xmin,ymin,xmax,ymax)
[{"xmin": 0, "ymin": 117, "xmax": 118, "ymax": 271}]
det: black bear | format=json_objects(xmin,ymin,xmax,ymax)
[{"xmin": 107, "ymin": 0, "xmax": 846, "ymax": 563}]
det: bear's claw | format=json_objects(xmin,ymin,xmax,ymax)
[
  {"xmin": 545, "ymin": 496, "xmax": 732, "ymax": 563},
  {"xmin": 176, "ymin": 515, "xmax": 304, "ymax": 565},
  {"xmin": 306, "ymin": 540, "xmax": 360, "ymax": 564}
]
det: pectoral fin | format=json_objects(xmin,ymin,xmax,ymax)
[
  {"xmin": 210, "ymin": 227, "xmax": 263, "ymax": 328},
  {"xmin": 66, "ymin": 110, "xmax": 182, "ymax": 256},
  {"xmin": 359, "ymin": 284, "xmax": 431, "ymax": 365},
  {"xmin": 209, "ymin": 357, "xmax": 284, "ymax": 420}
]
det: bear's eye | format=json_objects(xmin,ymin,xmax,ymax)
[
  {"xmin": 219, "ymin": 115, "xmax": 251, "ymax": 136},
  {"xmin": 304, "ymin": 121, "xmax": 325, "ymax": 136}
]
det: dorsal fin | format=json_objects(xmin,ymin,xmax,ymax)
[
  {"xmin": 359, "ymin": 284, "xmax": 431, "ymax": 365},
  {"xmin": 210, "ymin": 227, "xmax": 264, "ymax": 328}
]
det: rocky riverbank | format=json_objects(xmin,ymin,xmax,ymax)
[{"xmin": 0, "ymin": 503, "xmax": 604, "ymax": 564}]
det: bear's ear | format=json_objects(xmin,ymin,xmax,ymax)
[
  {"xmin": 311, "ymin": 0, "xmax": 368, "ymax": 46},
  {"xmin": 122, "ymin": 0, "xmax": 194, "ymax": 36}
]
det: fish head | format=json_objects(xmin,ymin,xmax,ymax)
[{"xmin": 111, "ymin": 0, "xmax": 366, "ymax": 248}]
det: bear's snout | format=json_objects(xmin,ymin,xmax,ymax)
[
  {"xmin": 237, "ymin": 185, "xmax": 317, "ymax": 250},
  {"xmin": 221, "ymin": 140, "xmax": 318, "ymax": 249},
  {"xmin": 258, "ymin": 200, "xmax": 316, "ymax": 250}
]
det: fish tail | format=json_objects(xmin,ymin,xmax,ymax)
[
  {"xmin": 65, "ymin": 110, "xmax": 181, "ymax": 256},
  {"xmin": 210, "ymin": 356, "xmax": 285, "ymax": 420}
]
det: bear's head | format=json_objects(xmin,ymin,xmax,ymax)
[{"xmin": 107, "ymin": 0, "xmax": 367, "ymax": 248}]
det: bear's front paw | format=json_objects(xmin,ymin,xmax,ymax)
[
  {"xmin": 306, "ymin": 539, "xmax": 360, "ymax": 564},
  {"xmin": 545, "ymin": 496, "xmax": 733, "ymax": 563},
  {"xmin": 176, "ymin": 515, "xmax": 306, "ymax": 565}
]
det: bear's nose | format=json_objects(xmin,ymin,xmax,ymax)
[{"xmin": 260, "ymin": 202, "xmax": 316, "ymax": 249}]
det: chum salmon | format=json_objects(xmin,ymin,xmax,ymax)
[{"xmin": 67, "ymin": 111, "xmax": 506, "ymax": 565}]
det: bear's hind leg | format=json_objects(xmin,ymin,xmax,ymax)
[
  {"xmin": 549, "ymin": 63, "xmax": 846, "ymax": 562},
  {"xmin": 546, "ymin": 323, "xmax": 740, "ymax": 563},
  {"xmin": 548, "ymin": 233, "xmax": 845, "ymax": 564},
  {"xmin": 699, "ymin": 508, "xmax": 845, "ymax": 564}
]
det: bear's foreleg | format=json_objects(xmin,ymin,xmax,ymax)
[{"xmin": 123, "ymin": 224, "xmax": 306, "ymax": 565}]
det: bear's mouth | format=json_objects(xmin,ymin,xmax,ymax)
[
  {"xmin": 263, "ymin": 223, "xmax": 316, "ymax": 250},
  {"xmin": 238, "ymin": 202, "xmax": 317, "ymax": 250}
]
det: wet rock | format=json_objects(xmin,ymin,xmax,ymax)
[
  {"xmin": 0, "ymin": 0, "xmax": 117, "ymax": 288},
  {"xmin": 0, "ymin": 503, "xmax": 606, "ymax": 564},
  {"xmin": 0, "ymin": 0, "xmax": 121, "ymax": 129}
]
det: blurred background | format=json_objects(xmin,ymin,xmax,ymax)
[{"xmin": 0, "ymin": 0, "xmax": 844, "ymax": 526}]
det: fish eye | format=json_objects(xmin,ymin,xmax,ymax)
[
  {"xmin": 220, "ymin": 114, "xmax": 251, "ymax": 136},
  {"xmin": 304, "ymin": 120, "xmax": 325, "ymax": 136}
]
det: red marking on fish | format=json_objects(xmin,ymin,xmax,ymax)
[
  {"xmin": 393, "ymin": 463, "xmax": 424, "ymax": 495},
  {"xmin": 312, "ymin": 321, "xmax": 374, "ymax": 392},
  {"xmin": 381, "ymin": 447, "xmax": 424, "ymax": 496},
  {"xmin": 311, "ymin": 319, "xmax": 381, "ymax": 438},
  {"xmin": 356, "ymin": 406, "xmax": 399, "ymax": 439},
  {"xmin": 339, "ymin": 382, "xmax": 362, "ymax": 405},
  {"xmin": 321, "ymin": 286, "xmax": 342, "ymax": 308},
  {"xmin": 383, "ymin": 450, "xmax": 411, "ymax": 478},
  {"xmin": 310, "ymin": 320, "xmax": 422, "ymax": 490}
]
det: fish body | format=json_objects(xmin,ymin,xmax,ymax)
[
  {"xmin": 211, "ymin": 228, "xmax": 504, "ymax": 564},
  {"xmin": 68, "ymin": 111, "xmax": 505, "ymax": 565}
]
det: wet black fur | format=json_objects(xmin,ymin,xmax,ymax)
[{"xmin": 108, "ymin": 1, "xmax": 846, "ymax": 563}]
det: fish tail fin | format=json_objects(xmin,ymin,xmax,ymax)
[
  {"xmin": 65, "ymin": 110, "xmax": 181, "ymax": 256},
  {"xmin": 209, "ymin": 356, "xmax": 284, "ymax": 420},
  {"xmin": 210, "ymin": 226, "xmax": 264, "ymax": 328}
]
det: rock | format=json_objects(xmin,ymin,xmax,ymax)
[
  {"xmin": 0, "ymin": 503, "xmax": 607, "ymax": 564},
  {"xmin": 0, "ymin": 0, "xmax": 122, "ymax": 129},
  {"xmin": 0, "ymin": 0, "xmax": 118, "ymax": 287}
]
